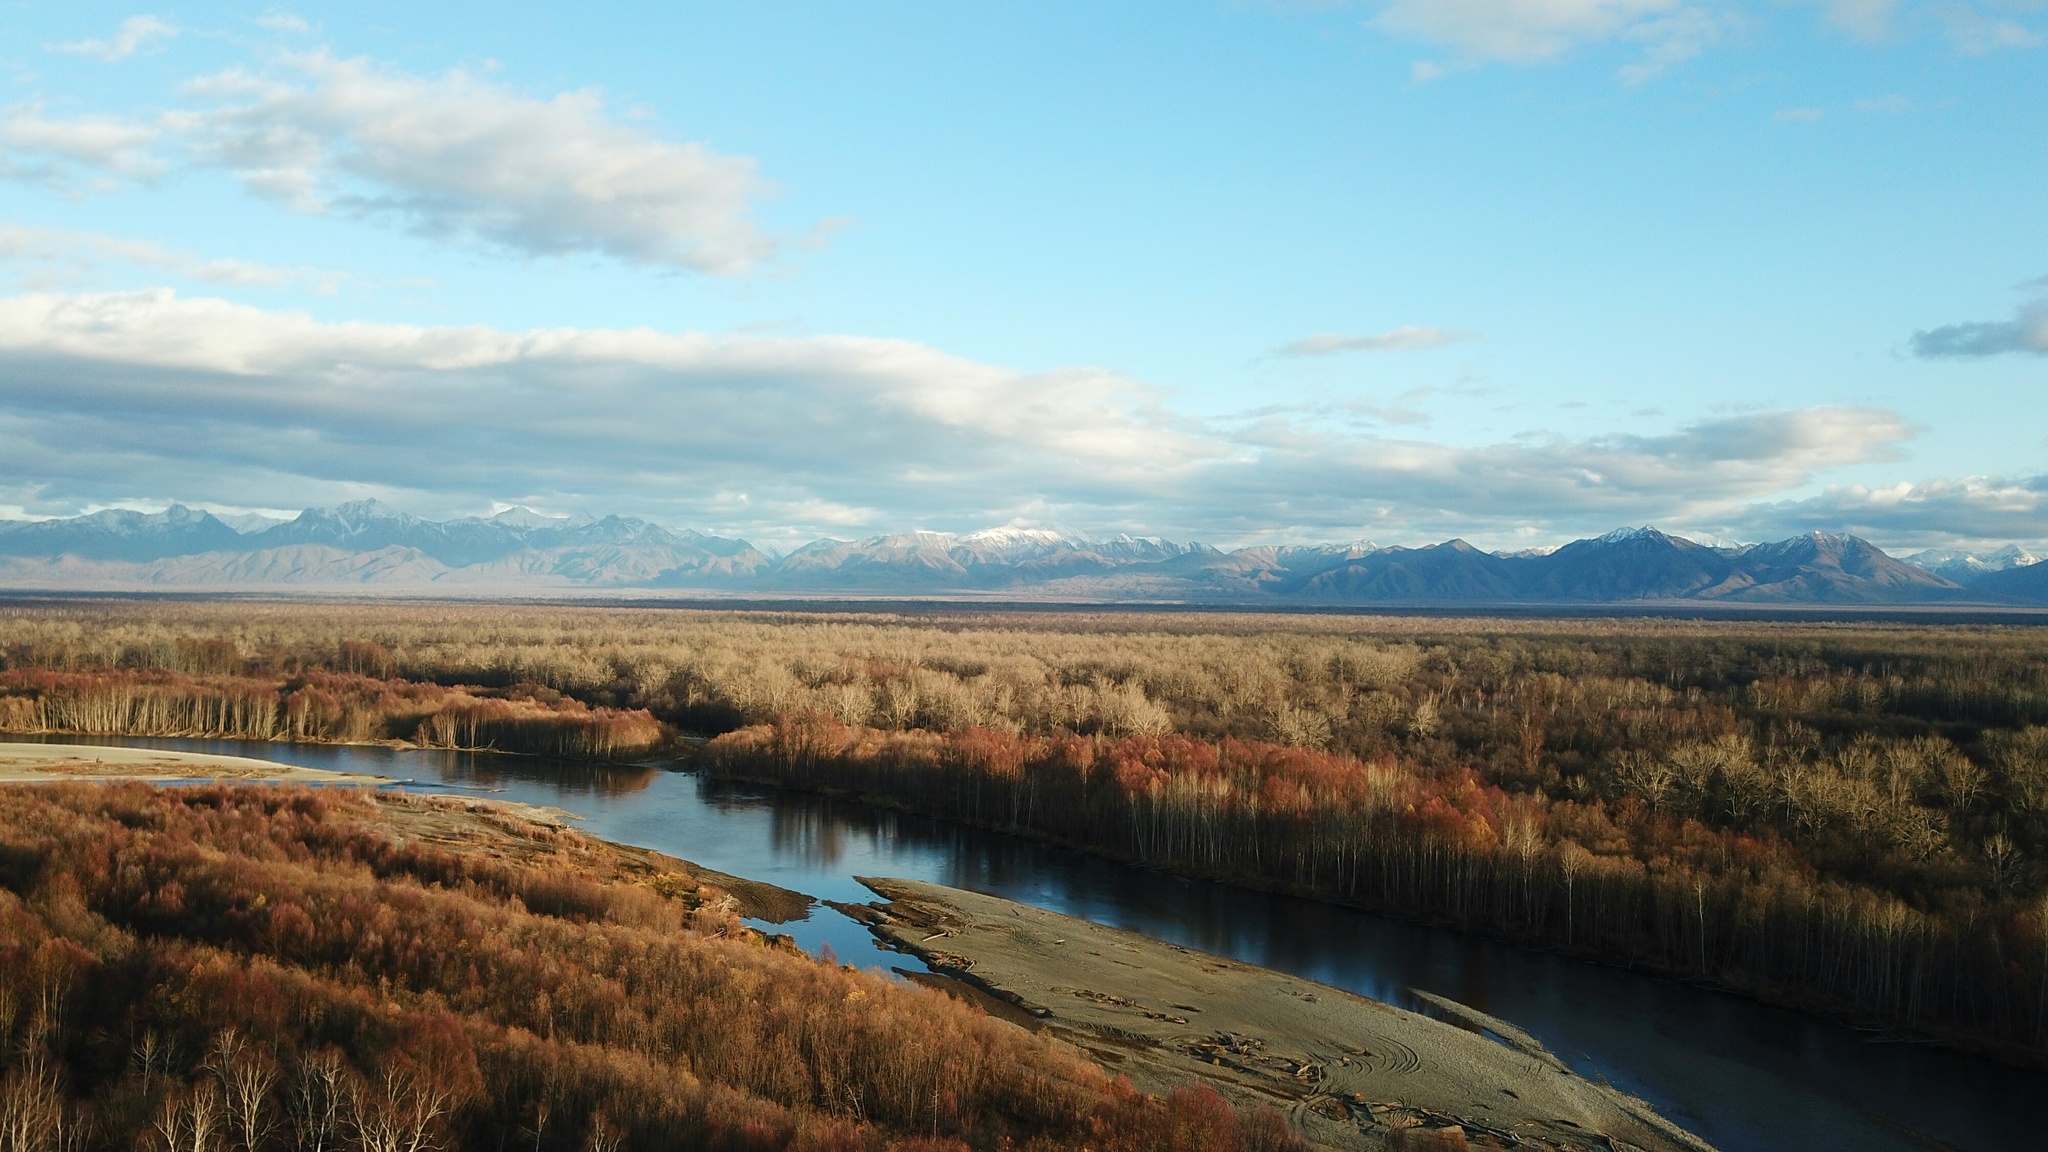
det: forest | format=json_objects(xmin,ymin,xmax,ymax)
[
  {"xmin": 2, "ymin": 600, "xmax": 2045, "ymax": 1061},
  {"xmin": 0, "ymin": 782, "xmax": 1298, "ymax": 1152}
]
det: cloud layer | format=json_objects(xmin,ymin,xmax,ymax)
[
  {"xmin": 1277, "ymin": 326, "xmax": 1471, "ymax": 356},
  {"xmin": 1912, "ymin": 293, "xmax": 2048, "ymax": 357},
  {"xmin": 54, "ymin": 15, "xmax": 177, "ymax": 63},
  {"xmin": 1373, "ymin": 0, "xmax": 2038, "ymax": 79},
  {"xmin": 1728, "ymin": 476, "xmax": 2048, "ymax": 548},
  {"xmin": 0, "ymin": 226, "xmax": 345, "ymax": 293},
  {"xmin": 176, "ymin": 53, "xmax": 774, "ymax": 271},
  {"xmin": 0, "ymin": 288, "xmax": 1934, "ymax": 546},
  {"xmin": 1, "ymin": 52, "xmax": 776, "ymax": 272},
  {"xmin": 0, "ymin": 102, "xmax": 163, "ymax": 189},
  {"xmin": 1377, "ymin": 0, "xmax": 1730, "ymax": 79}
]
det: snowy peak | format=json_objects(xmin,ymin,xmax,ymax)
[
  {"xmin": 1591, "ymin": 526, "xmax": 1663, "ymax": 545},
  {"xmin": 960, "ymin": 527, "xmax": 1074, "ymax": 549},
  {"xmin": 325, "ymin": 499, "xmax": 414, "ymax": 530},
  {"xmin": 214, "ymin": 512, "xmax": 287, "ymax": 534},
  {"xmin": 0, "ymin": 510, "xmax": 2040, "ymax": 602},
  {"xmin": 751, "ymin": 527, "xmax": 1227, "ymax": 590},
  {"xmin": 1903, "ymin": 545, "xmax": 2045, "ymax": 585},
  {"xmin": 486, "ymin": 506, "xmax": 569, "ymax": 530},
  {"xmin": 0, "ymin": 504, "xmax": 243, "ymax": 562}
]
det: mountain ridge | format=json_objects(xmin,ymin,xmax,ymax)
[{"xmin": 0, "ymin": 505, "xmax": 2038, "ymax": 604}]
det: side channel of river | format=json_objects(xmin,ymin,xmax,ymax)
[{"xmin": 26, "ymin": 736, "xmax": 2045, "ymax": 1152}]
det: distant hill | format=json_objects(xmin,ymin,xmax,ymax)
[
  {"xmin": 1507, "ymin": 528, "xmax": 1741, "ymax": 601},
  {"xmin": 1901, "ymin": 544, "xmax": 2044, "ymax": 586},
  {"xmin": 1728, "ymin": 532, "xmax": 1959, "ymax": 603},
  {"xmin": 0, "ymin": 501, "xmax": 772, "ymax": 589},
  {"xmin": 1969, "ymin": 558, "xmax": 2048, "ymax": 603},
  {"xmin": 0, "ymin": 505, "xmax": 2039, "ymax": 604}
]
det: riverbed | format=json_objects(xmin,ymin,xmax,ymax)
[{"xmin": 18, "ymin": 735, "xmax": 2042, "ymax": 1152}]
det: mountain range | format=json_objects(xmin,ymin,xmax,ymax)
[{"xmin": 0, "ymin": 501, "xmax": 2042, "ymax": 605}]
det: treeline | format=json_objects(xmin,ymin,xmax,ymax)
[
  {"xmin": 7, "ymin": 603, "xmax": 2048, "ymax": 759},
  {"xmin": 706, "ymin": 718, "xmax": 2048, "ymax": 1059},
  {"xmin": 0, "ymin": 669, "xmax": 664, "ymax": 761},
  {"xmin": 0, "ymin": 783, "xmax": 1299, "ymax": 1152}
]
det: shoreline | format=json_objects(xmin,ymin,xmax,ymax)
[
  {"xmin": 703, "ymin": 763, "xmax": 2047, "ymax": 1070},
  {"xmin": 0, "ymin": 727, "xmax": 676, "ymax": 766},
  {"xmin": 0, "ymin": 740, "xmax": 392, "ymax": 785},
  {"xmin": 841, "ymin": 877, "xmax": 1719, "ymax": 1152}
]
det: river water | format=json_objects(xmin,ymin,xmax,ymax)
[{"xmin": 28, "ymin": 736, "xmax": 2045, "ymax": 1152}]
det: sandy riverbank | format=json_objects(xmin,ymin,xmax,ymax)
[
  {"xmin": 0, "ymin": 741, "xmax": 393, "ymax": 784},
  {"xmin": 841, "ymin": 877, "xmax": 1717, "ymax": 1152}
]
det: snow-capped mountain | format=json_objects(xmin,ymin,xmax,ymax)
[
  {"xmin": 759, "ymin": 529, "xmax": 1212, "ymax": 590},
  {"xmin": 1902, "ymin": 545, "xmax": 2044, "ymax": 586},
  {"xmin": 0, "ymin": 506, "xmax": 2039, "ymax": 604},
  {"xmin": 213, "ymin": 512, "xmax": 289, "ymax": 535},
  {"xmin": 0, "ymin": 505, "xmax": 242, "ymax": 562},
  {"xmin": 0, "ymin": 501, "xmax": 771, "ymax": 588}
]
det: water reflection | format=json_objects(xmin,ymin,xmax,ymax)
[
  {"xmin": 408, "ymin": 749, "xmax": 658, "ymax": 798},
  {"xmin": 20, "ymin": 736, "xmax": 2045, "ymax": 1152},
  {"xmin": 766, "ymin": 800, "xmax": 857, "ymax": 868}
]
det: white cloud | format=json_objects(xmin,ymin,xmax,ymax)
[
  {"xmin": 0, "ymin": 101, "xmax": 162, "ymax": 187},
  {"xmin": 1369, "ymin": 1, "xmax": 2037, "ymax": 78},
  {"xmin": 1378, "ymin": 0, "xmax": 1679, "ymax": 62},
  {"xmin": 1615, "ymin": 5, "xmax": 1730, "ymax": 80},
  {"xmin": 0, "ymin": 288, "xmax": 1920, "ymax": 544},
  {"xmin": 255, "ymin": 14, "xmax": 313, "ymax": 34},
  {"xmin": 1937, "ymin": 3, "xmax": 2042, "ymax": 53},
  {"xmin": 0, "ymin": 227, "xmax": 346, "ymax": 293},
  {"xmin": 54, "ymin": 15, "xmax": 178, "ymax": 63},
  {"xmin": 174, "ymin": 52, "xmax": 775, "ymax": 272},
  {"xmin": 0, "ymin": 51, "xmax": 780, "ymax": 273},
  {"xmin": 1728, "ymin": 476, "xmax": 2048, "ymax": 550},
  {"xmin": 1277, "ymin": 326, "xmax": 1472, "ymax": 356},
  {"xmin": 1196, "ymin": 405, "xmax": 1912, "ymax": 540},
  {"xmin": 1815, "ymin": 0, "xmax": 1903, "ymax": 40},
  {"xmin": 1911, "ymin": 285, "xmax": 2048, "ymax": 356},
  {"xmin": 1374, "ymin": 0, "xmax": 1729, "ymax": 77},
  {"xmin": 1799, "ymin": 0, "xmax": 2040, "ymax": 50}
]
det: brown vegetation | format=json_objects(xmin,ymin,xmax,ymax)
[
  {"xmin": 0, "ymin": 782, "xmax": 1299, "ymax": 1152},
  {"xmin": 707, "ymin": 718, "xmax": 2048, "ymax": 1059},
  {"xmin": 0, "ymin": 668, "xmax": 663, "ymax": 761},
  {"xmin": 5, "ymin": 601, "xmax": 2048, "ymax": 1059}
]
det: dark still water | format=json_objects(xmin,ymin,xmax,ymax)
[{"xmin": 32, "ymin": 736, "xmax": 2046, "ymax": 1152}]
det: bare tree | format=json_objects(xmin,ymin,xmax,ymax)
[
  {"xmin": 209, "ymin": 1029, "xmax": 278, "ymax": 1152},
  {"xmin": 1940, "ymin": 754, "xmax": 1986, "ymax": 813},
  {"xmin": 1557, "ymin": 841, "xmax": 1589, "ymax": 947},
  {"xmin": 287, "ymin": 1051, "xmax": 347, "ymax": 1152},
  {"xmin": 0, "ymin": 1055, "xmax": 63, "ymax": 1152},
  {"xmin": 585, "ymin": 1112, "xmax": 624, "ymax": 1152},
  {"xmin": 346, "ymin": 1064, "xmax": 457, "ymax": 1152},
  {"xmin": 1983, "ymin": 833, "xmax": 2024, "ymax": 897},
  {"xmin": 133, "ymin": 1030, "xmax": 173, "ymax": 1099},
  {"xmin": 153, "ymin": 1082, "xmax": 226, "ymax": 1152},
  {"xmin": 1612, "ymin": 750, "xmax": 1675, "ymax": 812}
]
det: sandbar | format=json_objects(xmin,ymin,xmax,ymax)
[
  {"xmin": 0, "ymin": 741, "xmax": 388, "ymax": 785},
  {"xmin": 842, "ymin": 877, "xmax": 1716, "ymax": 1152}
]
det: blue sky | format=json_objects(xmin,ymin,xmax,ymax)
[{"xmin": 0, "ymin": 1, "xmax": 2043, "ymax": 551}]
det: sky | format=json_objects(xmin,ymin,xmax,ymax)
[{"xmin": 0, "ymin": 1, "xmax": 2043, "ymax": 553}]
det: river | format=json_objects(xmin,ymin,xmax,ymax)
[{"xmin": 26, "ymin": 735, "xmax": 2045, "ymax": 1152}]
